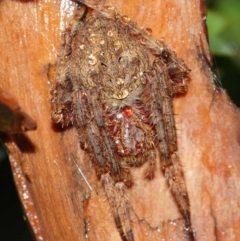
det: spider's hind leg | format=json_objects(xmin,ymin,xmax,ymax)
[
  {"xmin": 145, "ymin": 59, "xmax": 194, "ymax": 240},
  {"xmin": 101, "ymin": 174, "xmax": 134, "ymax": 241},
  {"xmin": 72, "ymin": 88, "xmax": 134, "ymax": 241}
]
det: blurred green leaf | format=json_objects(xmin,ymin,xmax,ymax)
[
  {"xmin": 207, "ymin": 11, "xmax": 235, "ymax": 56},
  {"xmin": 207, "ymin": 0, "xmax": 240, "ymax": 64},
  {"xmin": 206, "ymin": 0, "xmax": 240, "ymax": 107}
]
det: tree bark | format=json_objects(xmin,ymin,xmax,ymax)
[{"xmin": 0, "ymin": 0, "xmax": 240, "ymax": 240}]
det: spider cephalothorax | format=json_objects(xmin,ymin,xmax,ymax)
[{"xmin": 50, "ymin": 1, "xmax": 194, "ymax": 240}]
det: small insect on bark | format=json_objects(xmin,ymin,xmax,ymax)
[{"xmin": 50, "ymin": 1, "xmax": 194, "ymax": 240}]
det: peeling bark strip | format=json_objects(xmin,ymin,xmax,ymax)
[{"xmin": 50, "ymin": 1, "xmax": 194, "ymax": 240}]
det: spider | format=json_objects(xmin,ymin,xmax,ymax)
[{"xmin": 50, "ymin": 1, "xmax": 194, "ymax": 240}]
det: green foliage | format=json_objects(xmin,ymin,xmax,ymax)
[
  {"xmin": 206, "ymin": 0, "xmax": 240, "ymax": 106},
  {"xmin": 207, "ymin": 10, "xmax": 236, "ymax": 57},
  {"xmin": 207, "ymin": 0, "xmax": 240, "ymax": 61}
]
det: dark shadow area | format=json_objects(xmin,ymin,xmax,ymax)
[
  {"xmin": 213, "ymin": 56, "xmax": 240, "ymax": 107},
  {"xmin": 51, "ymin": 121, "xmax": 73, "ymax": 133},
  {"xmin": 9, "ymin": 134, "xmax": 36, "ymax": 153},
  {"xmin": 205, "ymin": 0, "xmax": 240, "ymax": 107},
  {"xmin": 0, "ymin": 142, "xmax": 34, "ymax": 241}
]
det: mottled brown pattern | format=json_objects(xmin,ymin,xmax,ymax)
[{"xmin": 50, "ymin": 1, "xmax": 193, "ymax": 240}]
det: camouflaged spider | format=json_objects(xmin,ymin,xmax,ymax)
[{"xmin": 50, "ymin": 1, "xmax": 194, "ymax": 240}]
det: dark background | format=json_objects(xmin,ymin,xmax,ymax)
[
  {"xmin": 0, "ymin": 144, "xmax": 35, "ymax": 241},
  {"xmin": 0, "ymin": 0, "xmax": 239, "ymax": 240},
  {"xmin": 206, "ymin": 0, "xmax": 240, "ymax": 106}
]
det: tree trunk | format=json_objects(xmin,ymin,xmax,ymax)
[{"xmin": 0, "ymin": 0, "xmax": 240, "ymax": 240}]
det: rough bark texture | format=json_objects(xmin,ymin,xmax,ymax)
[{"xmin": 0, "ymin": 0, "xmax": 240, "ymax": 240}]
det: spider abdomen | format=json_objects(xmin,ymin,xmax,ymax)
[{"xmin": 106, "ymin": 101, "xmax": 155, "ymax": 157}]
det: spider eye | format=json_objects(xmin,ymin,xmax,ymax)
[
  {"xmin": 101, "ymin": 62, "xmax": 107, "ymax": 68},
  {"xmin": 100, "ymin": 62, "xmax": 108, "ymax": 71},
  {"xmin": 118, "ymin": 56, "xmax": 122, "ymax": 62},
  {"xmin": 161, "ymin": 50, "xmax": 170, "ymax": 61}
]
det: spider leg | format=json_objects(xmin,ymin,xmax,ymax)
[
  {"xmin": 51, "ymin": 74, "xmax": 74, "ymax": 125},
  {"xmin": 73, "ymin": 88, "xmax": 134, "ymax": 240},
  {"xmin": 145, "ymin": 60, "xmax": 194, "ymax": 240},
  {"xmin": 88, "ymin": 88, "xmax": 121, "ymax": 176},
  {"xmin": 62, "ymin": 4, "xmax": 88, "ymax": 56},
  {"xmin": 158, "ymin": 48, "xmax": 190, "ymax": 95},
  {"xmin": 73, "ymin": 89, "xmax": 106, "ymax": 167},
  {"xmin": 50, "ymin": 5, "xmax": 89, "ymax": 124},
  {"xmin": 73, "ymin": 87, "xmax": 121, "ymax": 174},
  {"xmin": 89, "ymin": 89, "xmax": 135, "ymax": 240},
  {"xmin": 101, "ymin": 174, "xmax": 134, "ymax": 241},
  {"xmin": 152, "ymin": 59, "xmax": 177, "ymax": 154}
]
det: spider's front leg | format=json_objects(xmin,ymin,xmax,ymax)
[
  {"xmin": 51, "ymin": 74, "xmax": 75, "ymax": 126},
  {"xmin": 145, "ymin": 59, "xmax": 194, "ymax": 240},
  {"xmin": 158, "ymin": 47, "xmax": 190, "ymax": 95}
]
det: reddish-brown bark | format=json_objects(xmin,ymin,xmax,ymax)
[{"xmin": 0, "ymin": 0, "xmax": 240, "ymax": 240}]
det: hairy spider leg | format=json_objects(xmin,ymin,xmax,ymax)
[
  {"xmin": 72, "ymin": 88, "xmax": 135, "ymax": 241},
  {"xmin": 56, "ymin": 4, "xmax": 135, "ymax": 239},
  {"xmin": 102, "ymin": 174, "xmax": 134, "ymax": 241},
  {"xmin": 51, "ymin": 2, "xmax": 193, "ymax": 240},
  {"xmin": 148, "ymin": 60, "xmax": 194, "ymax": 241}
]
